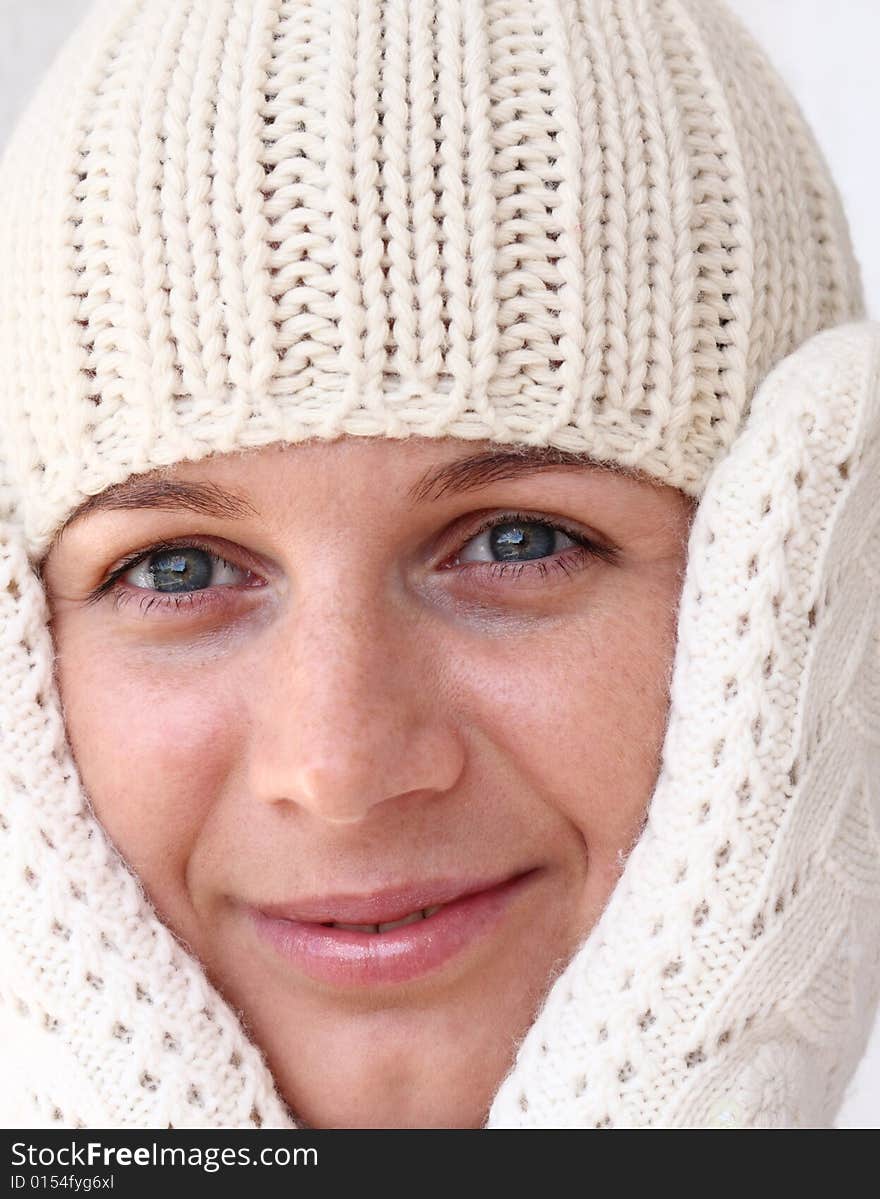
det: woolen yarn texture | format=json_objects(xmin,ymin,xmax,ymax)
[{"xmin": 1, "ymin": 0, "xmax": 879, "ymax": 1127}]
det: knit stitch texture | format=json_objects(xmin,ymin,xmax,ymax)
[
  {"xmin": 0, "ymin": 0, "xmax": 878, "ymax": 1128},
  {"xmin": 0, "ymin": 0, "xmax": 864, "ymax": 548}
]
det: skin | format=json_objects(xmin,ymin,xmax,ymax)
[{"xmin": 40, "ymin": 434, "xmax": 696, "ymax": 1129}]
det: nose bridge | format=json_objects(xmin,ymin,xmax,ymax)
[{"xmin": 245, "ymin": 581, "xmax": 464, "ymax": 824}]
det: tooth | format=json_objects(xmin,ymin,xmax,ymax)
[
  {"xmin": 377, "ymin": 910, "xmax": 426, "ymax": 933},
  {"xmin": 327, "ymin": 904, "xmax": 445, "ymax": 933}
]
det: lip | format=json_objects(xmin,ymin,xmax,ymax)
[{"xmin": 247, "ymin": 868, "xmax": 541, "ymax": 988}]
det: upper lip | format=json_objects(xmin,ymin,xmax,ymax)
[{"xmin": 252, "ymin": 868, "xmax": 536, "ymax": 925}]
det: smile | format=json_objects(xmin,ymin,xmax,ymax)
[{"xmin": 247, "ymin": 869, "xmax": 540, "ymax": 988}]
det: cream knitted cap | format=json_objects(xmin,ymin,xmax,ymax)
[
  {"xmin": 0, "ymin": 0, "xmax": 866, "ymax": 556},
  {"xmin": 1, "ymin": 0, "xmax": 879, "ymax": 1128}
]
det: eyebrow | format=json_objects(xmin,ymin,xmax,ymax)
[
  {"xmin": 406, "ymin": 445, "xmax": 636, "ymax": 505},
  {"xmin": 54, "ymin": 478, "xmax": 259, "ymax": 544}
]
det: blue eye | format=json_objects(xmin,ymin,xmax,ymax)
[
  {"xmin": 448, "ymin": 510, "xmax": 619, "ymax": 585},
  {"xmin": 86, "ymin": 537, "xmax": 259, "ymax": 617},
  {"xmin": 458, "ymin": 518, "xmax": 578, "ymax": 564},
  {"xmin": 120, "ymin": 545, "xmax": 246, "ymax": 594}
]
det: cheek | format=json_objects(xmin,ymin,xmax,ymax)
[
  {"xmin": 451, "ymin": 596, "xmax": 676, "ymax": 866},
  {"xmin": 52, "ymin": 628, "xmax": 242, "ymax": 894}
]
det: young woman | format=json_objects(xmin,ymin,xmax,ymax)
[{"xmin": 1, "ymin": 0, "xmax": 878, "ymax": 1128}]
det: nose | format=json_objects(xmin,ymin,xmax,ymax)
[{"xmin": 243, "ymin": 589, "xmax": 466, "ymax": 825}]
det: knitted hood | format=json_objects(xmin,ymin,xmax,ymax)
[{"xmin": 1, "ymin": 0, "xmax": 879, "ymax": 1129}]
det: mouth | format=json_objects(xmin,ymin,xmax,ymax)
[{"xmin": 247, "ymin": 868, "xmax": 541, "ymax": 988}]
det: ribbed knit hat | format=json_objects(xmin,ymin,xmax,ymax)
[
  {"xmin": 1, "ymin": 0, "xmax": 879, "ymax": 1128},
  {"xmin": 0, "ymin": 0, "xmax": 867, "ymax": 553}
]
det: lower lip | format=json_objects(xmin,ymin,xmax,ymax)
[{"xmin": 247, "ymin": 871, "xmax": 538, "ymax": 988}]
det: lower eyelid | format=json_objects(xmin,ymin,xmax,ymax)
[{"xmin": 449, "ymin": 543, "xmax": 604, "ymax": 588}]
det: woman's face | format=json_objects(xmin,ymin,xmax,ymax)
[{"xmin": 41, "ymin": 435, "xmax": 695, "ymax": 1128}]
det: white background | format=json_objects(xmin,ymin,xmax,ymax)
[{"xmin": 1, "ymin": 0, "xmax": 878, "ymax": 1128}]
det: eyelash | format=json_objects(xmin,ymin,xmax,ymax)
[{"xmin": 87, "ymin": 513, "xmax": 618, "ymax": 617}]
